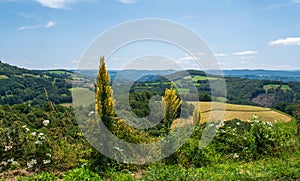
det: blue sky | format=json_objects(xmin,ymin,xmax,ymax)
[{"xmin": 0, "ymin": 0, "xmax": 300, "ymax": 70}]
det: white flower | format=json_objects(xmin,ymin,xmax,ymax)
[
  {"xmin": 22, "ymin": 125, "xmax": 27, "ymax": 128},
  {"xmin": 236, "ymin": 122, "xmax": 240, "ymax": 126},
  {"xmin": 88, "ymin": 111, "xmax": 95, "ymax": 117},
  {"xmin": 43, "ymin": 160, "xmax": 51, "ymax": 164},
  {"xmin": 216, "ymin": 120, "xmax": 225, "ymax": 129},
  {"xmin": 1, "ymin": 161, "xmax": 8, "ymax": 166},
  {"xmin": 46, "ymin": 153, "xmax": 52, "ymax": 157},
  {"xmin": 8, "ymin": 158, "xmax": 14, "ymax": 162},
  {"xmin": 27, "ymin": 159, "xmax": 37, "ymax": 168},
  {"xmin": 266, "ymin": 122, "xmax": 273, "ymax": 127},
  {"xmin": 38, "ymin": 133, "xmax": 46, "ymax": 140},
  {"xmin": 233, "ymin": 153, "xmax": 239, "ymax": 159},
  {"xmin": 43, "ymin": 120, "xmax": 50, "ymax": 126},
  {"xmin": 34, "ymin": 140, "xmax": 42, "ymax": 145},
  {"xmin": 31, "ymin": 132, "xmax": 37, "ymax": 136},
  {"xmin": 4, "ymin": 146, "xmax": 13, "ymax": 151},
  {"xmin": 208, "ymin": 123, "xmax": 214, "ymax": 127},
  {"xmin": 253, "ymin": 114, "xmax": 258, "ymax": 120}
]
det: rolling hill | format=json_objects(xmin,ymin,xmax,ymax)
[{"xmin": 0, "ymin": 61, "xmax": 73, "ymax": 106}]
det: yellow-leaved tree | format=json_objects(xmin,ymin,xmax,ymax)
[
  {"xmin": 95, "ymin": 56, "xmax": 114, "ymax": 130},
  {"xmin": 162, "ymin": 84, "xmax": 182, "ymax": 134}
]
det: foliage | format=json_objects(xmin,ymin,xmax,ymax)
[
  {"xmin": 63, "ymin": 167, "xmax": 103, "ymax": 181},
  {"xmin": 162, "ymin": 84, "xmax": 182, "ymax": 134},
  {"xmin": 0, "ymin": 104, "xmax": 90, "ymax": 172},
  {"xmin": 0, "ymin": 61, "xmax": 72, "ymax": 106},
  {"xmin": 95, "ymin": 56, "xmax": 114, "ymax": 130},
  {"xmin": 16, "ymin": 172, "xmax": 58, "ymax": 181}
]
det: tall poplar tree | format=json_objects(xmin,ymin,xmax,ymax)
[
  {"xmin": 95, "ymin": 56, "xmax": 114, "ymax": 130},
  {"xmin": 162, "ymin": 84, "xmax": 182, "ymax": 134}
]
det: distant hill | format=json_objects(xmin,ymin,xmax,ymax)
[
  {"xmin": 130, "ymin": 69, "xmax": 300, "ymax": 108},
  {"xmin": 215, "ymin": 69, "xmax": 300, "ymax": 82},
  {"xmin": 0, "ymin": 61, "xmax": 72, "ymax": 106}
]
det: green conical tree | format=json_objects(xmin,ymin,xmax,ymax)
[
  {"xmin": 162, "ymin": 83, "xmax": 182, "ymax": 134},
  {"xmin": 95, "ymin": 56, "xmax": 114, "ymax": 130}
]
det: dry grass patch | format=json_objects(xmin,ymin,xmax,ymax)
[{"xmin": 189, "ymin": 102, "xmax": 292, "ymax": 122}]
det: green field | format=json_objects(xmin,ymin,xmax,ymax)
[
  {"xmin": 263, "ymin": 84, "xmax": 291, "ymax": 92},
  {"xmin": 281, "ymin": 84, "xmax": 292, "ymax": 91},
  {"xmin": 189, "ymin": 102, "xmax": 292, "ymax": 123},
  {"xmin": 0, "ymin": 75, "xmax": 8, "ymax": 79},
  {"xmin": 192, "ymin": 75, "xmax": 220, "ymax": 82},
  {"xmin": 70, "ymin": 87, "xmax": 94, "ymax": 107}
]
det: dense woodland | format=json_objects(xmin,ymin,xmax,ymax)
[{"xmin": 0, "ymin": 61, "xmax": 72, "ymax": 106}]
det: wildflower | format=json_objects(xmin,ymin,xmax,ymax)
[
  {"xmin": 27, "ymin": 159, "xmax": 37, "ymax": 168},
  {"xmin": 8, "ymin": 158, "xmax": 18, "ymax": 165},
  {"xmin": 43, "ymin": 160, "xmax": 51, "ymax": 164},
  {"xmin": 34, "ymin": 140, "xmax": 42, "ymax": 145},
  {"xmin": 31, "ymin": 132, "xmax": 37, "ymax": 136},
  {"xmin": 233, "ymin": 153, "xmax": 239, "ymax": 159},
  {"xmin": 38, "ymin": 133, "xmax": 46, "ymax": 140},
  {"xmin": 236, "ymin": 121, "xmax": 240, "ymax": 126},
  {"xmin": 88, "ymin": 111, "xmax": 95, "ymax": 117},
  {"xmin": 46, "ymin": 153, "xmax": 52, "ymax": 157},
  {"xmin": 253, "ymin": 114, "xmax": 258, "ymax": 120},
  {"xmin": 22, "ymin": 125, "xmax": 27, "ymax": 128},
  {"xmin": 216, "ymin": 120, "xmax": 225, "ymax": 129},
  {"xmin": 43, "ymin": 120, "xmax": 50, "ymax": 126},
  {"xmin": 1, "ymin": 161, "xmax": 8, "ymax": 166},
  {"xmin": 266, "ymin": 122, "xmax": 273, "ymax": 127},
  {"xmin": 4, "ymin": 146, "xmax": 13, "ymax": 151}
]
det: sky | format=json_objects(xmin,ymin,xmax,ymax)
[{"xmin": 0, "ymin": 0, "xmax": 300, "ymax": 70}]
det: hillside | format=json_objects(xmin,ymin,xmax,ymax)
[
  {"xmin": 1, "ymin": 61, "xmax": 300, "ymax": 110},
  {"xmin": 0, "ymin": 61, "xmax": 72, "ymax": 106},
  {"xmin": 131, "ymin": 70, "xmax": 300, "ymax": 108}
]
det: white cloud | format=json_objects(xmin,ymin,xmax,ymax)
[
  {"xmin": 18, "ymin": 24, "xmax": 41, "ymax": 31},
  {"xmin": 214, "ymin": 53, "xmax": 226, "ymax": 57},
  {"xmin": 233, "ymin": 51, "xmax": 258, "ymax": 56},
  {"xmin": 178, "ymin": 52, "xmax": 205, "ymax": 62},
  {"xmin": 45, "ymin": 21, "xmax": 55, "ymax": 28},
  {"xmin": 268, "ymin": 37, "xmax": 300, "ymax": 46},
  {"xmin": 116, "ymin": 0, "xmax": 138, "ymax": 4},
  {"xmin": 18, "ymin": 21, "xmax": 56, "ymax": 31},
  {"xmin": 34, "ymin": 0, "xmax": 79, "ymax": 9}
]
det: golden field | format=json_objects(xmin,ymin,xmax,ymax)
[{"xmin": 189, "ymin": 101, "xmax": 292, "ymax": 123}]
